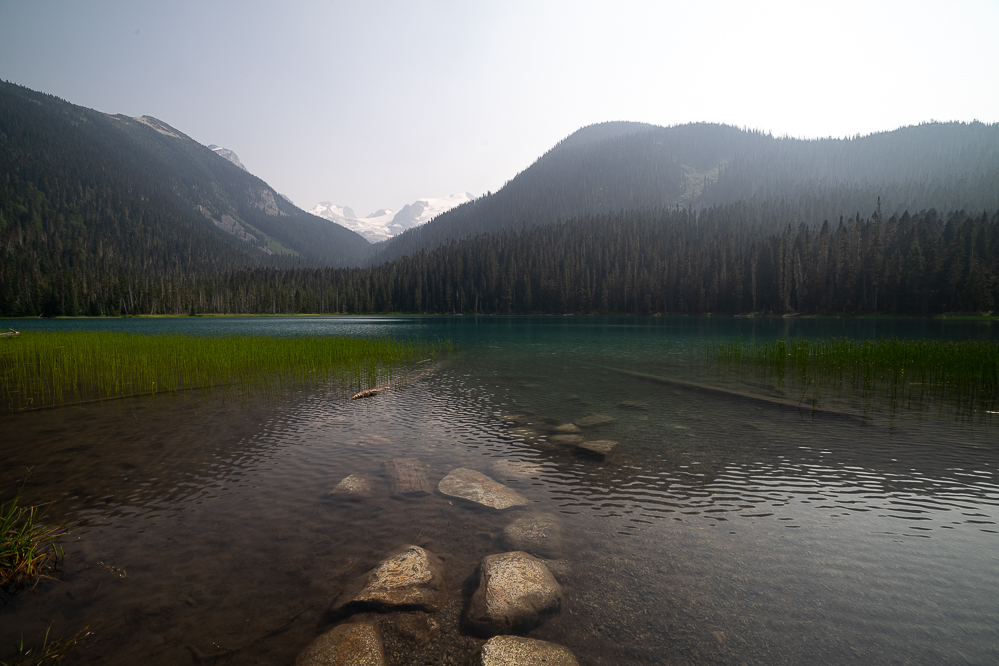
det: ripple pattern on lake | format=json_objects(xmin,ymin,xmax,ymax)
[{"xmin": 1, "ymin": 316, "xmax": 998, "ymax": 665}]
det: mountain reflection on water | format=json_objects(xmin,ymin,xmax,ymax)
[{"xmin": 1, "ymin": 316, "xmax": 997, "ymax": 665}]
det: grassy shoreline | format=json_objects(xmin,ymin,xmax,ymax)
[
  {"xmin": 708, "ymin": 336, "xmax": 999, "ymax": 414},
  {"xmin": 1, "ymin": 332, "xmax": 447, "ymax": 413}
]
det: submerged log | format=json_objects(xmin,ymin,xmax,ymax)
[
  {"xmin": 384, "ymin": 458, "xmax": 432, "ymax": 496},
  {"xmin": 350, "ymin": 387, "xmax": 388, "ymax": 400}
]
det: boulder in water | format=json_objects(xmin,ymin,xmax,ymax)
[
  {"xmin": 331, "ymin": 545, "xmax": 446, "ymax": 614},
  {"xmin": 464, "ymin": 551, "xmax": 562, "ymax": 636},
  {"xmin": 576, "ymin": 414, "xmax": 616, "ymax": 427},
  {"xmin": 295, "ymin": 622, "xmax": 386, "ymax": 666},
  {"xmin": 438, "ymin": 468, "xmax": 529, "ymax": 510},
  {"xmin": 500, "ymin": 513, "xmax": 565, "ymax": 558},
  {"xmin": 469, "ymin": 635, "xmax": 579, "ymax": 666},
  {"xmin": 575, "ymin": 440, "xmax": 618, "ymax": 459},
  {"xmin": 331, "ymin": 474, "xmax": 373, "ymax": 497}
]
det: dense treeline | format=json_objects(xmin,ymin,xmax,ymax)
[
  {"xmin": 375, "ymin": 121, "xmax": 999, "ymax": 262},
  {"xmin": 8, "ymin": 204, "xmax": 995, "ymax": 317}
]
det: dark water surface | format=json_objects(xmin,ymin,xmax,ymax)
[{"xmin": 1, "ymin": 316, "xmax": 997, "ymax": 665}]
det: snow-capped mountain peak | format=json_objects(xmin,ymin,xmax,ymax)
[
  {"xmin": 208, "ymin": 144, "xmax": 248, "ymax": 171},
  {"xmin": 308, "ymin": 193, "xmax": 474, "ymax": 243}
]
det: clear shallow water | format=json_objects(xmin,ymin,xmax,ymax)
[{"xmin": 1, "ymin": 316, "xmax": 997, "ymax": 665}]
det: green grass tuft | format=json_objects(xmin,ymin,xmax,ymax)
[{"xmin": 0, "ymin": 490, "xmax": 69, "ymax": 595}]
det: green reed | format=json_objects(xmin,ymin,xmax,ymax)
[
  {"xmin": 0, "ymin": 490, "xmax": 69, "ymax": 595},
  {"xmin": 0, "ymin": 332, "xmax": 448, "ymax": 412},
  {"xmin": 707, "ymin": 336, "xmax": 999, "ymax": 415}
]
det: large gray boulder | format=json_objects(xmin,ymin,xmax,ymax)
[
  {"xmin": 438, "ymin": 469, "xmax": 529, "ymax": 510},
  {"xmin": 464, "ymin": 551, "xmax": 562, "ymax": 636},
  {"xmin": 499, "ymin": 513, "xmax": 564, "ymax": 558},
  {"xmin": 469, "ymin": 636, "xmax": 579, "ymax": 666},
  {"xmin": 296, "ymin": 622, "xmax": 386, "ymax": 666},
  {"xmin": 332, "ymin": 545, "xmax": 446, "ymax": 614}
]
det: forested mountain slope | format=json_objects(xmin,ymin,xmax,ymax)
[
  {"xmin": 67, "ymin": 204, "xmax": 998, "ymax": 317},
  {"xmin": 0, "ymin": 80, "xmax": 371, "ymax": 315},
  {"xmin": 374, "ymin": 121, "xmax": 999, "ymax": 262}
]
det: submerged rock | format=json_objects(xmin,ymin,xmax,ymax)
[
  {"xmin": 553, "ymin": 423, "xmax": 581, "ymax": 433},
  {"xmin": 500, "ymin": 413, "xmax": 532, "ymax": 425},
  {"xmin": 332, "ymin": 545, "xmax": 446, "ymax": 614},
  {"xmin": 384, "ymin": 458, "xmax": 432, "ymax": 496},
  {"xmin": 576, "ymin": 414, "xmax": 616, "ymax": 427},
  {"xmin": 550, "ymin": 434, "xmax": 584, "ymax": 446},
  {"xmin": 491, "ymin": 459, "xmax": 545, "ymax": 481},
  {"xmin": 296, "ymin": 622, "xmax": 386, "ymax": 666},
  {"xmin": 507, "ymin": 427, "xmax": 543, "ymax": 444},
  {"xmin": 381, "ymin": 611, "xmax": 440, "ymax": 646},
  {"xmin": 470, "ymin": 636, "xmax": 579, "ymax": 666},
  {"xmin": 575, "ymin": 440, "xmax": 618, "ymax": 459},
  {"xmin": 464, "ymin": 551, "xmax": 562, "ymax": 636},
  {"xmin": 617, "ymin": 400, "xmax": 650, "ymax": 410},
  {"xmin": 438, "ymin": 468, "xmax": 529, "ymax": 510},
  {"xmin": 500, "ymin": 513, "xmax": 564, "ymax": 558},
  {"xmin": 331, "ymin": 474, "xmax": 373, "ymax": 497}
]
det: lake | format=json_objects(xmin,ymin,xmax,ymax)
[{"xmin": 2, "ymin": 315, "xmax": 998, "ymax": 665}]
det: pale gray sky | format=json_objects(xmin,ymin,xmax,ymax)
[{"xmin": 2, "ymin": 0, "xmax": 997, "ymax": 217}]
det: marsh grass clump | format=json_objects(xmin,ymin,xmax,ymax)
[
  {"xmin": 0, "ymin": 491, "xmax": 69, "ymax": 596},
  {"xmin": 708, "ymin": 337, "xmax": 999, "ymax": 415},
  {"xmin": 0, "ymin": 332, "xmax": 447, "ymax": 412},
  {"xmin": 1, "ymin": 624, "xmax": 93, "ymax": 666}
]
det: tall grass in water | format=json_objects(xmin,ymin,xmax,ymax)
[
  {"xmin": 1, "ymin": 332, "xmax": 446, "ymax": 412},
  {"xmin": 1, "ymin": 491, "xmax": 68, "ymax": 595},
  {"xmin": 708, "ymin": 337, "xmax": 999, "ymax": 416}
]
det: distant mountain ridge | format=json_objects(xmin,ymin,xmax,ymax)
[
  {"xmin": 0, "ymin": 79, "xmax": 373, "ymax": 315},
  {"xmin": 309, "ymin": 193, "xmax": 475, "ymax": 243},
  {"xmin": 372, "ymin": 120, "xmax": 999, "ymax": 262}
]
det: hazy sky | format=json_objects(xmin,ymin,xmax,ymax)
[{"xmin": 2, "ymin": 1, "xmax": 997, "ymax": 216}]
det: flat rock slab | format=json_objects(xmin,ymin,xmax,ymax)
[
  {"xmin": 296, "ymin": 622, "xmax": 386, "ymax": 666},
  {"xmin": 491, "ymin": 459, "xmax": 545, "ymax": 481},
  {"xmin": 576, "ymin": 414, "xmax": 616, "ymax": 427},
  {"xmin": 384, "ymin": 458, "xmax": 432, "ymax": 496},
  {"xmin": 331, "ymin": 474, "xmax": 373, "ymax": 497},
  {"xmin": 438, "ymin": 468, "xmax": 529, "ymax": 510},
  {"xmin": 500, "ymin": 513, "xmax": 564, "ymax": 558},
  {"xmin": 576, "ymin": 440, "xmax": 618, "ymax": 459},
  {"xmin": 332, "ymin": 545, "xmax": 446, "ymax": 614},
  {"xmin": 470, "ymin": 636, "xmax": 579, "ymax": 666},
  {"xmin": 550, "ymin": 434, "xmax": 584, "ymax": 446},
  {"xmin": 553, "ymin": 423, "xmax": 581, "ymax": 433},
  {"xmin": 464, "ymin": 551, "xmax": 562, "ymax": 636}
]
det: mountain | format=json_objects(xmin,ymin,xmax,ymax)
[
  {"xmin": 309, "ymin": 193, "xmax": 474, "ymax": 243},
  {"xmin": 0, "ymin": 79, "xmax": 373, "ymax": 315},
  {"xmin": 372, "ymin": 121, "xmax": 999, "ymax": 262},
  {"xmin": 208, "ymin": 144, "xmax": 247, "ymax": 171}
]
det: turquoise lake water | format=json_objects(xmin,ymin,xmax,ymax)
[{"xmin": 1, "ymin": 316, "xmax": 997, "ymax": 665}]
